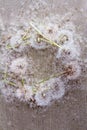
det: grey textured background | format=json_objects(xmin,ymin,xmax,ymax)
[{"xmin": 0, "ymin": 0, "xmax": 87, "ymax": 130}]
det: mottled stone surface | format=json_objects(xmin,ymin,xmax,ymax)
[{"xmin": 0, "ymin": 0, "xmax": 87, "ymax": 130}]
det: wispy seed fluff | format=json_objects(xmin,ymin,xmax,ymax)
[
  {"xmin": 41, "ymin": 23, "xmax": 59, "ymax": 41},
  {"xmin": 56, "ymin": 30, "xmax": 81, "ymax": 61},
  {"xmin": 56, "ymin": 42, "xmax": 81, "ymax": 61},
  {"xmin": 57, "ymin": 30, "xmax": 74, "ymax": 45},
  {"xmin": 35, "ymin": 78, "xmax": 65, "ymax": 106},
  {"xmin": 10, "ymin": 30, "xmax": 23, "ymax": 48},
  {"xmin": 30, "ymin": 36, "xmax": 49, "ymax": 50},
  {"xmin": 10, "ymin": 57, "xmax": 28, "ymax": 75},
  {"xmin": 15, "ymin": 84, "xmax": 33, "ymax": 101},
  {"xmin": 30, "ymin": 23, "xmax": 59, "ymax": 50},
  {"xmin": 64, "ymin": 61, "xmax": 81, "ymax": 80}
]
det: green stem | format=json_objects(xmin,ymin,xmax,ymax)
[
  {"xmin": 37, "ymin": 71, "xmax": 67, "ymax": 84},
  {"xmin": 30, "ymin": 22, "xmax": 62, "ymax": 48},
  {"xmin": 4, "ymin": 80, "xmax": 17, "ymax": 87}
]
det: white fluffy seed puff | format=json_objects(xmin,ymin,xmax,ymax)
[
  {"xmin": 10, "ymin": 57, "xmax": 28, "ymax": 76},
  {"xmin": 57, "ymin": 30, "xmax": 74, "ymax": 45},
  {"xmin": 56, "ymin": 42, "xmax": 81, "ymax": 62},
  {"xmin": 10, "ymin": 30, "xmax": 23, "ymax": 48},
  {"xmin": 30, "ymin": 23, "xmax": 59, "ymax": 50},
  {"xmin": 35, "ymin": 78, "xmax": 65, "ymax": 106},
  {"xmin": 64, "ymin": 61, "xmax": 81, "ymax": 80},
  {"xmin": 56, "ymin": 30, "xmax": 81, "ymax": 62},
  {"xmin": 15, "ymin": 85, "xmax": 33, "ymax": 101}
]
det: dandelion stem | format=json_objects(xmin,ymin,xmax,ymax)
[
  {"xmin": 30, "ymin": 22, "xmax": 62, "ymax": 48},
  {"xmin": 4, "ymin": 80, "xmax": 17, "ymax": 87},
  {"xmin": 37, "ymin": 71, "xmax": 67, "ymax": 84},
  {"xmin": 21, "ymin": 78, "xmax": 25, "ymax": 86}
]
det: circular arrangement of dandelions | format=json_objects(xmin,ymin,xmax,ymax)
[{"xmin": 0, "ymin": 17, "xmax": 82, "ymax": 107}]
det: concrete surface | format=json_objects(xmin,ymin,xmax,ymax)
[
  {"xmin": 0, "ymin": 89, "xmax": 87, "ymax": 130},
  {"xmin": 0, "ymin": 0, "xmax": 87, "ymax": 130}
]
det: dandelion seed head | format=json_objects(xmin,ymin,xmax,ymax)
[
  {"xmin": 65, "ymin": 61, "xmax": 81, "ymax": 80},
  {"xmin": 35, "ymin": 78, "xmax": 65, "ymax": 106},
  {"xmin": 56, "ymin": 42, "xmax": 81, "ymax": 61},
  {"xmin": 10, "ymin": 57, "xmax": 28, "ymax": 75}
]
